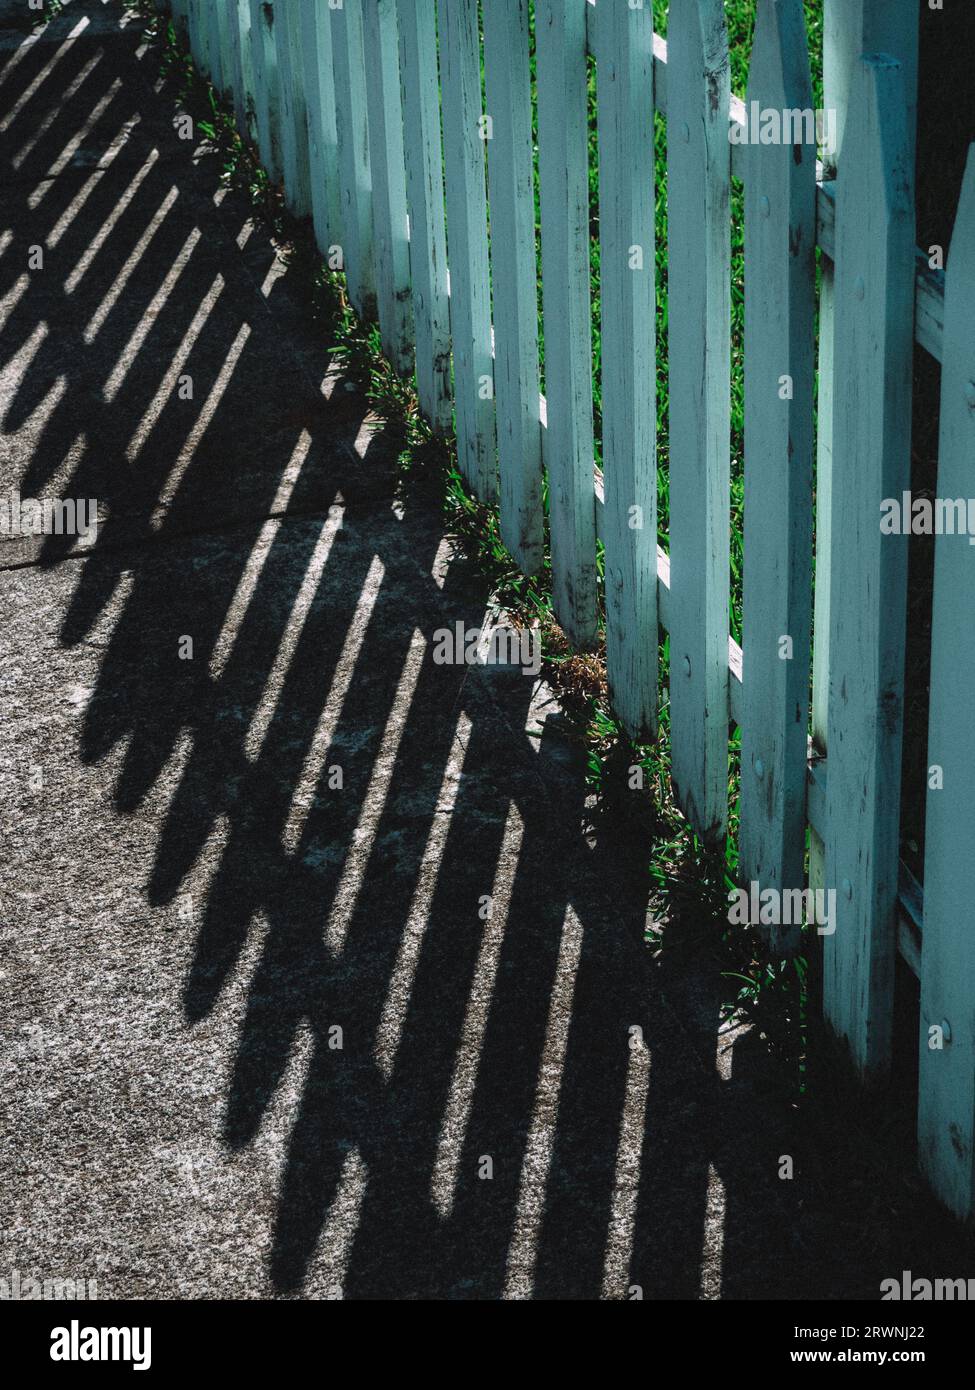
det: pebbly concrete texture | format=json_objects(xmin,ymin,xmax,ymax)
[{"xmin": 1, "ymin": 2, "xmax": 972, "ymax": 1301}]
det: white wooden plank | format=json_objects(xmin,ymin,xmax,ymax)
[
  {"xmin": 302, "ymin": 0, "xmax": 342, "ymax": 260},
  {"xmin": 917, "ymin": 146, "xmax": 975, "ymax": 1221},
  {"xmin": 437, "ymin": 0, "xmax": 497, "ymax": 502},
  {"xmin": 593, "ymin": 0, "xmax": 657, "ymax": 737},
  {"xmin": 274, "ymin": 0, "xmax": 311, "ymax": 217},
  {"xmin": 248, "ymin": 0, "xmax": 283, "ymax": 183},
  {"xmin": 362, "ymin": 0, "xmax": 413, "ymax": 376},
  {"xmin": 398, "ymin": 0, "xmax": 451, "ymax": 430},
  {"xmin": 482, "ymin": 0, "xmax": 543, "ymax": 575},
  {"xmin": 665, "ymin": 0, "xmax": 731, "ymax": 844},
  {"xmin": 206, "ymin": 0, "xmax": 225, "ymax": 91},
  {"xmin": 224, "ymin": 0, "xmax": 248, "ymax": 133},
  {"xmin": 824, "ymin": 54, "xmax": 915, "ymax": 1080},
  {"xmin": 810, "ymin": 0, "xmax": 920, "ymax": 931},
  {"xmin": 232, "ymin": 0, "xmax": 256, "ymax": 141},
  {"xmin": 738, "ymin": 0, "xmax": 816, "ymax": 946},
  {"xmin": 330, "ymin": 0, "xmax": 374, "ymax": 319},
  {"xmin": 186, "ymin": 0, "xmax": 209, "ymax": 74},
  {"xmin": 536, "ymin": 0, "xmax": 598, "ymax": 648}
]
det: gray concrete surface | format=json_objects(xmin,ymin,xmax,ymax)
[{"xmin": 1, "ymin": 1, "xmax": 971, "ymax": 1301}]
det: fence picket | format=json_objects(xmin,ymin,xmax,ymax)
[
  {"xmin": 398, "ymin": 0, "xmax": 451, "ymax": 431},
  {"xmin": 362, "ymin": 0, "xmax": 413, "ymax": 377},
  {"xmin": 824, "ymin": 55, "xmax": 915, "ymax": 1080},
  {"xmin": 917, "ymin": 147, "xmax": 975, "ymax": 1220},
  {"xmin": 594, "ymin": 0, "xmax": 657, "ymax": 738},
  {"xmin": 810, "ymin": 0, "xmax": 920, "ymax": 958},
  {"xmin": 330, "ymin": 1, "xmax": 375, "ymax": 320},
  {"xmin": 273, "ymin": 0, "xmax": 311, "ymax": 217},
  {"xmin": 248, "ymin": 0, "xmax": 283, "ymax": 183},
  {"xmin": 224, "ymin": 0, "xmax": 248, "ymax": 135},
  {"xmin": 186, "ymin": 1, "xmax": 210, "ymax": 76},
  {"xmin": 206, "ymin": 0, "xmax": 225, "ymax": 92},
  {"xmin": 437, "ymin": 0, "xmax": 496, "ymax": 502},
  {"xmin": 666, "ymin": 0, "xmax": 731, "ymax": 844},
  {"xmin": 482, "ymin": 0, "xmax": 542, "ymax": 575},
  {"xmin": 536, "ymin": 0, "xmax": 598, "ymax": 648},
  {"xmin": 302, "ymin": 1, "xmax": 341, "ymax": 263},
  {"xmin": 738, "ymin": 0, "xmax": 816, "ymax": 945}
]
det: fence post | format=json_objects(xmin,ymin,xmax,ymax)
[
  {"xmin": 823, "ymin": 54, "xmax": 915, "ymax": 1080},
  {"xmin": 738, "ymin": 0, "xmax": 816, "ymax": 947},
  {"xmin": 593, "ymin": 0, "xmax": 657, "ymax": 739},
  {"xmin": 917, "ymin": 147, "xmax": 975, "ymax": 1221},
  {"xmin": 398, "ymin": 0, "xmax": 451, "ymax": 428},
  {"xmin": 665, "ymin": 0, "xmax": 731, "ymax": 844},
  {"xmin": 482, "ymin": 0, "xmax": 543, "ymax": 576},
  {"xmin": 536, "ymin": 0, "xmax": 598, "ymax": 650}
]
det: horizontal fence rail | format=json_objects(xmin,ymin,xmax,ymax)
[{"xmin": 171, "ymin": 0, "xmax": 967, "ymax": 1220}]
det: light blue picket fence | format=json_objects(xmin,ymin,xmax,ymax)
[{"xmin": 164, "ymin": 0, "xmax": 973, "ymax": 1222}]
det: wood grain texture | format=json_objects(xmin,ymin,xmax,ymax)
[
  {"xmin": 362, "ymin": 0, "xmax": 413, "ymax": 376},
  {"xmin": 273, "ymin": 0, "xmax": 311, "ymax": 217},
  {"xmin": 824, "ymin": 54, "xmax": 914, "ymax": 1080},
  {"xmin": 398, "ymin": 0, "xmax": 451, "ymax": 431},
  {"xmin": 482, "ymin": 0, "xmax": 543, "ymax": 574},
  {"xmin": 738, "ymin": 0, "xmax": 816, "ymax": 947},
  {"xmin": 594, "ymin": 0, "xmax": 658, "ymax": 738},
  {"xmin": 536, "ymin": 0, "xmax": 598, "ymax": 649},
  {"xmin": 248, "ymin": 0, "xmax": 283, "ymax": 182},
  {"xmin": 437, "ymin": 0, "xmax": 496, "ymax": 500},
  {"xmin": 665, "ymin": 0, "xmax": 731, "ymax": 844},
  {"xmin": 301, "ymin": 0, "xmax": 341, "ymax": 259}
]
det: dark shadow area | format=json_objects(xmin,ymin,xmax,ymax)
[{"xmin": 2, "ymin": 1, "xmax": 972, "ymax": 1300}]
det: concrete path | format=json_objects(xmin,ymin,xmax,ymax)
[{"xmin": 1, "ymin": 2, "xmax": 968, "ymax": 1300}]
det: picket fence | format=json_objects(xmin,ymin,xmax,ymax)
[{"xmin": 162, "ymin": 0, "xmax": 973, "ymax": 1223}]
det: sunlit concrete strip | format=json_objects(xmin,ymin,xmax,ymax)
[
  {"xmin": 374, "ymin": 713, "xmax": 473, "ymax": 1081},
  {"xmin": 0, "ymin": 273, "xmax": 31, "ymax": 333},
  {"xmin": 699, "ymin": 1163, "xmax": 726, "ymax": 1300},
  {"xmin": 243, "ymin": 509, "xmax": 345, "ymax": 761},
  {"xmin": 46, "ymin": 122, "xmax": 133, "ymax": 249},
  {"xmin": 0, "ymin": 15, "xmax": 89, "ymax": 111},
  {"xmin": 0, "ymin": 322, "xmax": 66, "ymax": 437},
  {"xmin": 82, "ymin": 181, "xmax": 181, "ymax": 341},
  {"xmin": 306, "ymin": 1145, "xmax": 369, "ymax": 1301},
  {"xmin": 502, "ymin": 905, "xmax": 584, "ymax": 1299},
  {"xmin": 28, "ymin": 76, "xmax": 123, "ymax": 208},
  {"xmin": 207, "ymin": 433, "xmax": 318, "ymax": 680},
  {"xmin": 324, "ymin": 630, "xmax": 427, "ymax": 956},
  {"xmin": 282, "ymin": 553, "xmax": 385, "ymax": 854},
  {"xmin": 430, "ymin": 802, "xmax": 524, "ymax": 1217},
  {"xmin": 103, "ymin": 221, "xmax": 205, "ymax": 400},
  {"xmin": 66, "ymin": 147, "xmax": 160, "ymax": 292},
  {"xmin": 150, "ymin": 321, "xmax": 251, "ymax": 518},
  {"xmin": 12, "ymin": 47, "xmax": 102, "ymax": 170},
  {"xmin": 124, "ymin": 272, "xmax": 225, "ymax": 462},
  {"xmin": 600, "ymin": 1037, "xmax": 651, "ymax": 1299}
]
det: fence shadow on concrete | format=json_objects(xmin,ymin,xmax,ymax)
[{"xmin": 2, "ymin": 4, "xmax": 968, "ymax": 1300}]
